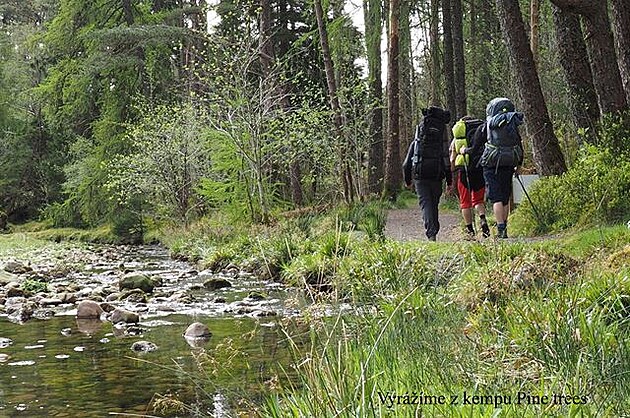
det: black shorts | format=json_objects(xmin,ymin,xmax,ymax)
[{"xmin": 483, "ymin": 167, "xmax": 514, "ymax": 205}]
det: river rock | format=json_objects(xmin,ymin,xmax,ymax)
[
  {"xmin": 203, "ymin": 278, "xmax": 232, "ymax": 290},
  {"xmin": 131, "ymin": 341, "xmax": 158, "ymax": 352},
  {"xmin": 3, "ymin": 261, "xmax": 31, "ymax": 274},
  {"xmin": 120, "ymin": 289, "xmax": 148, "ymax": 304},
  {"xmin": 0, "ymin": 270, "xmax": 18, "ymax": 286},
  {"xmin": 6, "ymin": 286, "xmax": 26, "ymax": 298},
  {"xmin": 109, "ymin": 308, "xmax": 139, "ymax": 324},
  {"xmin": 7, "ymin": 301, "xmax": 36, "ymax": 323},
  {"xmin": 105, "ymin": 293, "xmax": 119, "ymax": 302},
  {"xmin": 76, "ymin": 300, "xmax": 104, "ymax": 319},
  {"xmin": 119, "ymin": 273, "xmax": 157, "ymax": 294},
  {"xmin": 222, "ymin": 263, "xmax": 239, "ymax": 275},
  {"xmin": 39, "ymin": 298, "xmax": 63, "ymax": 306},
  {"xmin": 183, "ymin": 322, "xmax": 212, "ymax": 338},
  {"xmin": 59, "ymin": 292, "xmax": 77, "ymax": 304},
  {"xmin": 99, "ymin": 302, "xmax": 116, "ymax": 313},
  {"xmin": 247, "ymin": 291, "xmax": 266, "ymax": 301},
  {"xmin": 0, "ymin": 337, "xmax": 13, "ymax": 348}
]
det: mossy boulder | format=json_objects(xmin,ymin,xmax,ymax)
[
  {"xmin": 203, "ymin": 278, "xmax": 232, "ymax": 290},
  {"xmin": 119, "ymin": 273, "xmax": 159, "ymax": 294}
]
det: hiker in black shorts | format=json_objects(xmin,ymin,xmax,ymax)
[{"xmin": 459, "ymin": 98, "xmax": 524, "ymax": 238}]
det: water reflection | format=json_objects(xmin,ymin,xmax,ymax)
[{"xmin": 0, "ymin": 314, "xmax": 301, "ymax": 416}]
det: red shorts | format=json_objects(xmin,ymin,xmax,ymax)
[{"xmin": 457, "ymin": 172, "xmax": 485, "ymax": 209}]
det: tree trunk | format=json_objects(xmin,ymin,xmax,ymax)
[
  {"xmin": 610, "ymin": 0, "xmax": 630, "ymax": 105},
  {"xmin": 364, "ymin": 0, "xmax": 384, "ymax": 195},
  {"xmin": 442, "ymin": 0, "xmax": 456, "ymax": 118},
  {"xmin": 429, "ymin": 0, "xmax": 441, "ymax": 106},
  {"xmin": 494, "ymin": 0, "xmax": 567, "ymax": 176},
  {"xmin": 452, "ymin": 0, "xmax": 466, "ymax": 118},
  {"xmin": 530, "ymin": 0, "xmax": 539, "ymax": 66},
  {"xmin": 260, "ymin": 0, "xmax": 303, "ymax": 206},
  {"xmin": 551, "ymin": 5, "xmax": 599, "ymax": 142},
  {"xmin": 314, "ymin": 0, "xmax": 354, "ymax": 202},
  {"xmin": 399, "ymin": 0, "xmax": 413, "ymax": 165},
  {"xmin": 384, "ymin": 0, "xmax": 402, "ymax": 199},
  {"xmin": 581, "ymin": 2, "xmax": 627, "ymax": 114},
  {"xmin": 550, "ymin": 0, "xmax": 627, "ymax": 114}
]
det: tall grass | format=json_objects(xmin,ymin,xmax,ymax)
[{"xmin": 264, "ymin": 226, "xmax": 630, "ymax": 417}]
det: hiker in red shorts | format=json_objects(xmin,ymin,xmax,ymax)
[{"xmin": 449, "ymin": 116, "xmax": 490, "ymax": 239}]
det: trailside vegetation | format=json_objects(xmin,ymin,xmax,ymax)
[{"xmin": 0, "ymin": 0, "xmax": 628, "ymax": 236}]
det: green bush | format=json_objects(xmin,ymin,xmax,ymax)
[
  {"xmin": 40, "ymin": 196, "xmax": 85, "ymax": 228},
  {"xmin": 512, "ymin": 146, "xmax": 630, "ymax": 235}
]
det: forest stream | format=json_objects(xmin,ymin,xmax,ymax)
[{"xmin": 0, "ymin": 242, "xmax": 311, "ymax": 416}]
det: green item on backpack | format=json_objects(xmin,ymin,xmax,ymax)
[{"xmin": 453, "ymin": 117, "xmax": 484, "ymax": 167}]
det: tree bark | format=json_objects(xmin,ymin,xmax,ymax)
[
  {"xmin": 551, "ymin": 5, "xmax": 599, "ymax": 142},
  {"xmin": 550, "ymin": 0, "xmax": 627, "ymax": 114},
  {"xmin": 530, "ymin": 0, "xmax": 539, "ymax": 66},
  {"xmin": 495, "ymin": 0, "xmax": 567, "ymax": 175},
  {"xmin": 452, "ymin": 0, "xmax": 466, "ymax": 118},
  {"xmin": 384, "ymin": 0, "xmax": 402, "ymax": 199},
  {"xmin": 260, "ymin": 0, "xmax": 303, "ymax": 206},
  {"xmin": 313, "ymin": 0, "xmax": 354, "ymax": 202},
  {"xmin": 610, "ymin": 0, "xmax": 630, "ymax": 105},
  {"xmin": 442, "ymin": 0, "xmax": 456, "ymax": 118},
  {"xmin": 429, "ymin": 0, "xmax": 441, "ymax": 106},
  {"xmin": 364, "ymin": 0, "xmax": 384, "ymax": 195},
  {"xmin": 399, "ymin": 0, "xmax": 413, "ymax": 166}
]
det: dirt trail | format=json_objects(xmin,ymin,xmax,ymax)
[
  {"xmin": 384, "ymin": 207, "xmax": 467, "ymax": 242},
  {"xmin": 384, "ymin": 206, "xmax": 555, "ymax": 243}
]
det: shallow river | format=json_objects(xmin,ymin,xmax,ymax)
[{"xmin": 0, "ymin": 243, "xmax": 307, "ymax": 417}]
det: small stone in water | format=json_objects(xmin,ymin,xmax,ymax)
[
  {"xmin": 55, "ymin": 354, "xmax": 70, "ymax": 359},
  {"xmin": 73, "ymin": 346, "xmax": 85, "ymax": 352},
  {"xmin": 8, "ymin": 360, "xmax": 35, "ymax": 366},
  {"xmin": 99, "ymin": 338, "xmax": 110, "ymax": 344},
  {"xmin": 24, "ymin": 345, "xmax": 45, "ymax": 350},
  {"xmin": 0, "ymin": 337, "xmax": 13, "ymax": 348},
  {"xmin": 60, "ymin": 328, "xmax": 71, "ymax": 336}
]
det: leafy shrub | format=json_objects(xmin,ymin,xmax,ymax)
[
  {"xmin": 512, "ymin": 146, "xmax": 630, "ymax": 235},
  {"xmin": 21, "ymin": 278, "xmax": 48, "ymax": 293},
  {"xmin": 41, "ymin": 196, "xmax": 85, "ymax": 228}
]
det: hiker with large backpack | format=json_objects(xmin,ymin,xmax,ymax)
[
  {"xmin": 459, "ymin": 97, "xmax": 524, "ymax": 239},
  {"xmin": 403, "ymin": 106, "xmax": 452, "ymax": 241},
  {"xmin": 449, "ymin": 116, "xmax": 490, "ymax": 239}
]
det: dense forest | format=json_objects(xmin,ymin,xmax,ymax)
[{"xmin": 1, "ymin": 0, "xmax": 629, "ymax": 238}]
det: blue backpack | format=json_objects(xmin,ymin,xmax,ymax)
[{"xmin": 480, "ymin": 98, "xmax": 524, "ymax": 168}]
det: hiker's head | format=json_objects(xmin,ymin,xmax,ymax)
[
  {"xmin": 422, "ymin": 106, "xmax": 451, "ymax": 124},
  {"xmin": 486, "ymin": 98, "xmax": 515, "ymax": 118}
]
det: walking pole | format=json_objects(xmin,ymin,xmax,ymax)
[
  {"xmin": 462, "ymin": 159, "xmax": 475, "ymax": 235},
  {"xmin": 515, "ymin": 173, "xmax": 545, "ymax": 228}
]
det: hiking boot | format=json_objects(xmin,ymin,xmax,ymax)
[
  {"xmin": 428, "ymin": 235, "xmax": 437, "ymax": 242},
  {"xmin": 465, "ymin": 229, "xmax": 476, "ymax": 241},
  {"xmin": 497, "ymin": 227, "xmax": 508, "ymax": 239},
  {"xmin": 481, "ymin": 222, "xmax": 490, "ymax": 238}
]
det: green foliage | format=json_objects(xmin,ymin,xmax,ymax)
[
  {"xmin": 40, "ymin": 197, "xmax": 84, "ymax": 228},
  {"xmin": 597, "ymin": 111, "xmax": 630, "ymax": 160},
  {"xmin": 107, "ymin": 102, "xmax": 212, "ymax": 224},
  {"xmin": 20, "ymin": 278, "xmax": 48, "ymax": 294},
  {"xmin": 511, "ymin": 146, "xmax": 630, "ymax": 235}
]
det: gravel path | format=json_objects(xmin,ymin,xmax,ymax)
[{"xmin": 384, "ymin": 207, "xmax": 469, "ymax": 242}]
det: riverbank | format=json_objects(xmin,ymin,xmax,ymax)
[
  {"xmin": 2, "ymin": 201, "xmax": 629, "ymax": 416},
  {"xmin": 263, "ymin": 224, "xmax": 630, "ymax": 416}
]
